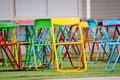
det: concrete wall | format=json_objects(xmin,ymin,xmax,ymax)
[{"xmin": 1, "ymin": 0, "xmax": 120, "ymax": 20}]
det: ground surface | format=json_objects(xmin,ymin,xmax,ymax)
[
  {"xmin": 47, "ymin": 76, "xmax": 120, "ymax": 80},
  {"xmin": 0, "ymin": 61, "xmax": 120, "ymax": 80}
]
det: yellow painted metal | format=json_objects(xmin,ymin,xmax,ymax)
[
  {"xmin": 79, "ymin": 22, "xmax": 89, "ymax": 28},
  {"xmin": 11, "ymin": 27, "xmax": 18, "ymax": 63},
  {"xmin": 51, "ymin": 18, "xmax": 87, "ymax": 72},
  {"xmin": 79, "ymin": 22, "xmax": 89, "ymax": 59},
  {"xmin": 51, "ymin": 18, "xmax": 80, "ymax": 26}
]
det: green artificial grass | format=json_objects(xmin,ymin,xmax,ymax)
[{"xmin": 0, "ymin": 61, "xmax": 120, "ymax": 80}]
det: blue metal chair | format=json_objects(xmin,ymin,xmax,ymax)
[
  {"xmin": 87, "ymin": 20, "xmax": 100, "ymax": 63},
  {"xmin": 103, "ymin": 20, "xmax": 120, "ymax": 72},
  {"xmin": 105, "ymin": 36, "xmax": 120, "ymax": 72},
  {"xmin": 87, "ymin": 20, "xmax": 109, "ymax": 64}
]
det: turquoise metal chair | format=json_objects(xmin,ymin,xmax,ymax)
[
  {"xmin": 103, "ymin": 20, "xmax": 120, "ymax": 72},
  {"xmin": 105, "ymin": 36, "xmax": 120, "ymax": 72},
  {"xmin": 87, "ymin": 20, "xmax": 109, "ymax": 64}
]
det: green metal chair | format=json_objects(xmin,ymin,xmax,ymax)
[
  {"xmin": 0, "ymin": 22, "xmax": 19, "ymax": 69},
  {"xmin": 21, "ymin": 19, "xmax": 53, "ymax": 71}
]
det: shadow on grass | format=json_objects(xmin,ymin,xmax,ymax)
[
  {"xmin": 11, "ymin": 74, "xmax": 61, "ymax": 78},
  {"xmin": 0, "ymin": 69, "xmax": 41, "ymax": 72}
]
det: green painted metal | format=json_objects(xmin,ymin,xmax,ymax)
[{"xmin": 34, "ymin": 19, "xmax": 51, "ymax": 29}]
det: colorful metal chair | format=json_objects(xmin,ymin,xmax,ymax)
[
  {"xmin": 0, "ymin": 22, "xmax": 19, "ymax": 69},
  {"xmin": 105, "ymin": 36, "xmax": 120, "ymax": 72},
  {"xmin": 21, "ymin": 19, "xmax": 52, "ymax": 71},
  {"xmin": 16, "ymin": 20, "xmax": 34, "ymax": 69},
  {"xmin": 87, "ymin": 20, "xmax": 108, "ymax": 64},
  {"xmin": 103, "ymin": 20, "xmax": 120, "ymax": 72},
  {"xmin": 51, "ymin": 18, "xmax": 87, "ymax": 72}
]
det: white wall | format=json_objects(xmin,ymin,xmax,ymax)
[
  {"xmin": 0, "ymin": 0, "xmax": 9, "ymax": 20},
  {"xmin": 0, "ymin": 0, "xmax": 84, "ymax": 20},
  {"xmin": 15, "ymin": 0, "xmax": 78, "ymax": 19},
  {"xmin": 48, "ymin": 0, "xmax": 78, "ymax": 17},
  {"xmin": 15, "ymin": 0, "xmax": 47, "ymax": 17},
  {"xmin": 0, "ymin": 0, "xmax": 120, "ymax": 20}
]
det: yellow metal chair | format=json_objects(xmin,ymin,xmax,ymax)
[
  {"xmin": 79, "ymin": 22, "xmax": 89, "ymax": 59},
  {"xmin": 51, "ymin": 18, "xmax": 87, "ymax": 72}
]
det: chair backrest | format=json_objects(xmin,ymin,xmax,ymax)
[
  {"xmin": 51, "ymin": 18, "xmax": 80, "ymax": 26},
  {"xmin": 79, "ymin": 22, "xmax": 89, "ymax": 28},
  {"xmin": 87, "ymin": 20, "xmax": 98, "ymax": 28},
  {"xmin": 17, "ymin": 20, "xmax": 34, "ymax": 26},
  {"xmin": 51, "ymin": 18, "xmax": 83, "ymax": 43},
  {"xmin": 0, "ymin": 22, "xmax": 15, "ymax": 28},
  {"xmin": 87, "ymin": 20, "xmax": 98, "ymax": 34},
  {"xmin": 0, "ymin": 22, "xmax": 15, "ymax": 31},
  {"xmin": 103, "ymin": 20, "xmax": 120, "ymax": 26},
  {"xmin": 34, "ymin": 19, "xmax": 51, "ymax": 29}
]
